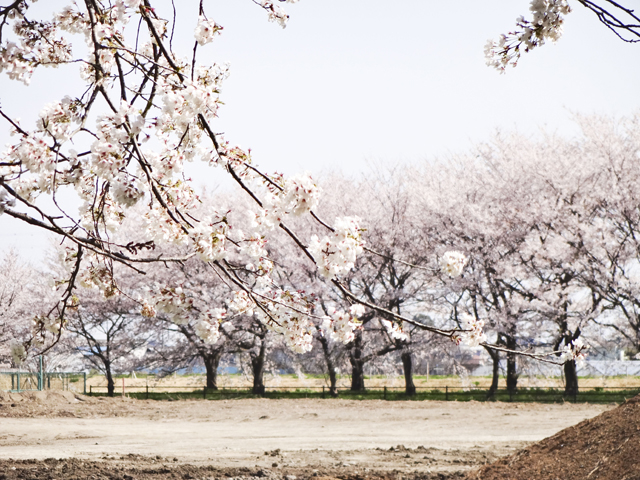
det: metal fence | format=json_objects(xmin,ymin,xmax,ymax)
[{"xmin": 0, "ymin": 370, "xmax": 87, "ymax": 393}]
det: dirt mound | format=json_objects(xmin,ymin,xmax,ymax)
[
  {"xmin": 465, "ymin": 395, "xmax": 640, "ymax": 480},
  {"xmin": 0, "ymin": 390, "xmax": 83, "ymax": 405},
  {"xmin": 0, "ymin": 391, "xmax": 112, "ymax": 418}
]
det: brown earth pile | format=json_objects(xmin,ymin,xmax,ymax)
[
  {"xmin": 465, "ymin": 395, "xmax": 640, "ymax": 480},
  {"xmin": 0, "ymin": 390, "xmax": 140, "ymax": 418}
]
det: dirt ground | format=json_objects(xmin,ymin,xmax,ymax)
[{"xmin": 0, "ymin": 391, "xmax": 613, "ymax": 479}]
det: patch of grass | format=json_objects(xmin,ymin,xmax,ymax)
[{"xmin": 85, "ymin": 386, "xmax": 640, "ymax": 404}]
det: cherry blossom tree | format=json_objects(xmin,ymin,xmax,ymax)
[
  {"xmin": 148, "ymin": 317, "xmax": 231, "ymax": 390},
  {"xmin": 410, "ymin": 115, "xmax": 640, "ymax": 396},
  {"xmin": 329, "ymin": 172, "xmax": 440, "ymax": 395},
  {"xmin": 552, "ymin": 116, "xmax": 640, "ymax": 360},
  {"xmin": 143, "ymin": 252, "xmax": 236, "ymax": 390},
  {"xmin": 0, "ymin": 250, "xmax": 50, "ymax": 366},
  {"xmin": 65, "ymin": 291, "xmax": 152, "ymax": 396},
  {"xmin": 1, "ymin": 0, "xmax": 629, "ymax": 369},
  {"xmin": 409, "ymin": 160, "xmax": 530, "ymax": 395},
  {"xmin": 463, "ymin": 130, "xmax": 602, "ymax": 397}
]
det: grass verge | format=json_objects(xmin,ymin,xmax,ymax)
[{"xmin": 86, "ymin": 386, "xmax": 640, "ymax": 403}]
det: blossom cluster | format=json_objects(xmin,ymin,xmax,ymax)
[
  {"xmin": 89, "ymin": 100, "xmax": 145, "ymax": 182},
  {"xmin": 440, "ymin": 251, "xmax": 468, "ymax": 277},
  {"xmin": 251, "ymin": 173, "xmax": 321, "ymax": 231},
  {"xmin": 77, "ymin": 256, "xmax": 119, "ymax": 298},
  {"xmin": 322, "ymin": 304, "xmax": 365, "ymax": 343},
  {"xmin": 309, "ymin": 217, "xmax": 365, "ymax": 279},
  {"xmin": 559, "ymin": 338, "xmax": 588, "ymax": 366},
  {"xmin": 380, "ymin": 318, "xmax": 408, "ymax": 342},
  {"xmin": 485, "ymin": 0, "xmax": 571, "ymax": 71},
  {"xmin": 252, "ymin": 288, "xmax": 316, "ymax": 354},
  {"xmin": 0, "ymin": 16, "xmax": 72, "ymax": 85},
  {"xmin": 37, "ymin": 96, "xmax": 82, "ymax": 142},
  {"xmin": 156, "ymin": 66, "xmax": 228, "ymax": 137},
  {"xmin": 451, "ymin": 314, "xmax": 487, "ymax": 347},
  {"xmin": 33, "ymin": 315, "xmax": 63, "ymax": 336},
  {"xmin": 195, "ymin": 16, "xmax": 223, "ymax": 45},
  {"xmin": 190, "ymin": 216, "xmax": 228, "ymax": 262},
  {"xmin": 228, "ymin": 290, "xmax": 256, "ymax": 316},
  {"xmin": 151, "ymin": 286, "xmax": 195, "ymax": 325},
  {"xmin": 147, "ymin": 286, "xmax": 228, "ymax": 345},
  {"xmin": 252, "ymin": 0, "xmax": 300, "ymax": 28},
  {"xmin": 194, "ymin": 308, "xmax": 226, "ymax": 344}
]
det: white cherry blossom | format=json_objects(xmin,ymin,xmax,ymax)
[
  {"xmin": 195, "ymin": 308, "xmax": 225, "ymax": 344},
  {"xmin": 559, "ymin": 338, "xmax": 588, "ymax": 366},
  {"xmin": 440, "ymin": 251, "xmax": 468, "ymax": 277},
  {"xmin": 309, "ymin": 217, "xmax": 365, "ymax": 279},
  {"xmin": 486, "ymin": 0, "xmax": 571, "ymax": 71},
  {"xmin": 194, "ymin": 16, "xmax": 222, "ymax": 46}
]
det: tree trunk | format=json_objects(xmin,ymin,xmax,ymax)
[
  {"xmin": 485, "ymin": 346, "xmax": 500, "ymax": 400},
  {"xmin": 505, "ymin": 334, "xmax": 518, "ymax": 395},
  {"xmin": 564, "ymin": 359, "xmax": 579, "ymax": 398},
  {"xmin": 203, "ymin": 349, "xmax": 223, "ymax": 390},
  {"xmin": 319, "ymin": 334, "xmax": 339, "ymax": 397},
  {"xmin": 558, "ymin": 326, "xmax": 580, "ymax": 399},
  {"xmin": 251, "ymin": 337, "xmax": 267, "ymax": 395},
  {"xmin": 400, "ymin": 348, "xmax": 416, "ymax": 396},
  {"xmin": 349, "ymin": 330, "xmax": 366, "ymax": 391},
  {"xmin": 105, "ymin": 365, "xmax": 115, "ymax": 397}
]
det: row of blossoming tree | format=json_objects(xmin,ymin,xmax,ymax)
[
  {"xmin": 0, "ymin": 0, "xmax": 638, "ymax": 381},
  {"xmin": 3, "ymin": 112, "xmax": 640, "ymax": 398}
]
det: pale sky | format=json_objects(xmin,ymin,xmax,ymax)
[{"xmin": 1, "ymin": 0, "xmax": 639, "ymax": 263}]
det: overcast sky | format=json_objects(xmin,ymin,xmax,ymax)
[{"xmin": 1, "ymin": 0, "xmax": 639, "ymax": 263}]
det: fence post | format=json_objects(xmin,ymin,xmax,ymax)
[
  {"xmin": 445, "ymin": 386, "xmax": 448, "ymax": 401},
  {"xmin": 146, "ymin": 384, "xmax": 149, "ymax": 400},
  {"xmin": 90, "ymin": 385, "xmax": 93, "ymax": 396},
  {"xmin": 322, "ymin": 386, "xmax": 325, "ymax": 399},
  {"xmin": 83, "ymin": 372, "xmax": 87, "ymax": 395},
  {"xmin": 17, "ymin": 371, "xmax": 20, "ymax": 393},
  {"xmin": 384, "ymin": 386, "xmax": 387, "ymax": 400}
]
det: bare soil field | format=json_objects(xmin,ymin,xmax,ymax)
[{"xmin": 0, "ymin": 391, "xmax": 614, "ymax": 479}]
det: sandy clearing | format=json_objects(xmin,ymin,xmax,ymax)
[{"xmin": 0, "ymin": 398, "xmax": 612, "ymax": 474}]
